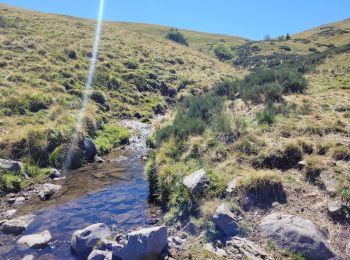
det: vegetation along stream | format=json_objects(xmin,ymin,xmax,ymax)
[{"xmin": 0, "ymin": 121, "xmax": 158, "ymax": 259}]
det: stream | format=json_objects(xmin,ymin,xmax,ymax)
[{"xmin": 0, "ymin": 121, "xmax": 158, "ymax": 259}]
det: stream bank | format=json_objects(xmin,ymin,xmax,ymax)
[{"xmin": 0, "ymin": 120, "xmax": 161, "ymax": 259}]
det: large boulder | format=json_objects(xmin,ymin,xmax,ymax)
[
  {"xmin": 259, "ymin": 212, "xmax": 335, "ymax": 260},
  {"xmin": 88, "ymin": 249, "xmax": 112, "ymax": 260},
  {"xmin": 183, "ymin": 169, "xmax": 210, "ymax": 196},
  {"xmin": 1, "ymin": 214, "xmax": 36, "ymax": 235},
  {"xmin": 83, "ymin": 136, "xmax": 97, "ymax": 161},
  {"xmin": 226, "ymin": 237, "xmax": 269, "ymax": 260},
  {"xmin": 38, "ymin": 183, "xmax": 62, "ymax": 200},
  {"xmin": 71, "ymin": 223, "xmax": 113, "ymax": 254},
  {"xmin": 213, "ymin": 203, "xmax": 239, "ymax": 237},
  {"xmin": 17, "ymin": 230, "xmax": 52, "ymax": 249},
  {"xmin": 0, "ymin": 158, "xmax": 22, "ymax": 173},
  {"xmin": 123, "ymin": 226, "xmax": 167, "ymax": 260}
]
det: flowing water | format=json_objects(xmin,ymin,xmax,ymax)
[{"xmin": 0, "ymin": 121, "xmax": 157, "ymax": 259}]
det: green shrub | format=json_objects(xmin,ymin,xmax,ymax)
[
  {"xmin": 0, "ymin": 172, "xmax": 28, "ymax": 192},
  {"xmin": 212, "ymin": 79, "xmax": 240, "ymax": 99},
  {"xmin": 25, "ymin": 128, "xmax": 49, "ymax": 165},
  {"xmin": 49, "ymin": 144, "xmax": 84, "ymax": 169},
  {"xmin": 213, "ymin": 44, "xmax": 233, "ymax": 61},
  {"xmin": 156, "ymin": 95, "xmax": 225, "ymax": 142},
  {"xmin": 23, "ymin": 163, "xmax": 50, "ymax": 180},
  {"xmin": 165, "ymin": 28, "xmax": 189, "ymax": 46},
  {"xmin": 95, "ymin": 124, "xmax": 130, "ymax": 154},
  {"xmin": 257, "ymin": 104, "xmax": 277, "ymax": 125}
]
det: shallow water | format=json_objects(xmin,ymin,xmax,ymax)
[{"xmin": 0, "ymin": 122, "xmax": 156, "ymax": 259}]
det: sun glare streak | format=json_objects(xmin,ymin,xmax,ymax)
[{"xmin": 63, "ymin": 0, "xmax": 105, "ymax": 171}]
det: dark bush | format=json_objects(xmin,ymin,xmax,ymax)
[
  {"xmin": 213, "ymin": 79, "xmax": 240, "ymax": 99},
  {"xmin": 65, "ymin": 49, "xmax": 77, "ymax": 59},
  {"xmin": 124, "ymin": 60, "xmax": 139, "ymax": 69},
  {"xmin": 90, "ymin": 90, "xmax": 106, "ymax": 105},
  {"xmin": 280, "ymin": 45, "xmax": 291, "ymax": 51},
  {"xmin": 308, "ymin": 47, "xmax": 319, "ymax": 53},
  {"xmin": 214, "ymin": 44, "xmax": 233, "ymax": 61},
  {"xmin": 165, "ymin": 28, "xmax": 189, "ymax": 46}
]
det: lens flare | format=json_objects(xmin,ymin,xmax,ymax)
[{"xmin": 63, "ymin": 0, "xmax": 105, "ymax": 171}]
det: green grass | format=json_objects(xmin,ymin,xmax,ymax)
[
  {"xmin": 0, "ymin": 4, "xmax": 240, "ymax": 166},
  {"xmin": 94, "ymin": 124, "xmax": 130, "ymax": 154}
]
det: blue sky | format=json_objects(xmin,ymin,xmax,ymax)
[{"xmin": 2, "ymin": 0, "xmax": 349, "ymax": 40}]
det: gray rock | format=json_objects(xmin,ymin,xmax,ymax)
[
  {"xmin": 297, "ymin": 160, "xmax": 306, "ymax": 169},
  {"xmin": 17, "ymin": 230, "xmax": 52, "ymax": 249},
  {"xmin": 95, "ymin": 156, "xmax": 105, "ymax": 164},
  {"xmin": 226, "ymin": 237, "xmax": 269, "ymax": 260},
  {"xmin": 346, "ymin": 240, "xmax": 350, "ymax": 256},
  {"xmin": 183, "ymin": 169, "xmax": 210, "ymax": 196},
  {"xmin": 259, "ymin": 212, "xmax": 335, "ymax": 260},
  {"xmin": 123, "ymin": 226, "xmax": 167, "ymax": 260},
  {"xmin": 203, "ymin": 243, "xmax": 227, "ymax": 257},
  {"xmin": 213, "ymin": 203, "xmax": 239, "ymax": 237},
  {"xmin": 320, "ymin": 172, "xmax": 337, "ymax": 196},
  {"xmin": 88, "ymin": 250, "xmax": 112, "ymax": 260},
  {"xmin": 327, "ymin": 201, "xmax": 343, "ymax": 218},
  {"xmin": 22, "ymin": 255, "xmax": 35, "ymax": 260},
  {"xmin": 83, "ymin": 136, "xmax": 97, "ymax": 161},
  {"xmin": 226, "ymin": 180, "xmax": 238, "ymax": 195},
  {"xmin": 1, "ymin": 214, "xmax": 36, "ymax": 235},
  {"xmin": 7, "ymin": 197, "xmax": 27, "ymax": 206},
  {"xmin": 1, "ymin": 209, "xmax": 17, "ymax": 219},
  {"xmin": 49, "ymin": 168, "xmax": 61, "ymax": 179},
  {"xmin": 112, "ymin": 242, "xmax": 124, "ymax": 259},
  {"xmin": 0, "ymin": 158, "xmax": 22, "ymax": 173},
  {"xmin": 71, "ymin": 223, "xmax": 112, "ymax": 254},
  {"xmin": 38, "ymin": 183, "xmax": 62, "ymax": 200}
]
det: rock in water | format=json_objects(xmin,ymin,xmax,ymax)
[
  {"xmin": 123, "ymin": 226, "xmax": 167, "ymax": 260},
  {"xmin": 17, "ymin": 230, "xmax": 52, "ymax": 249},
  {"xmin": 183, "ymin": 169, "xmax": 210, "ymax": 196},
  {"xmin": 38, "ymin": 183, "xmax": 62, "ymax": 200},
  {"xmin": 88, "ymin": 250, "xmax": 112, "ymax": 260},
  {"xmin": 22, "ymin": 255, "xmax": 34, "ymax": 260},
  {"xmin": 71, "ymin": 223, "xmax": 112, "ymax": 254},
  {"xmin": 226, "ymin": 237, "xmax": 269, "ymax": 260},
  {"xmin": 259, "ymin": 212, "xmax": 335, "ymax": 260},
  {"xmin": 0, "ymin": 158, "xmax": 22, "ymax": 173},
  {"xmin": 213, "ymin": 203, "xmax": 239, "ymax": 237},
  {"xmin": 83, "ymin": 136, "xmax": 97, "ymax": 161},
  {"xmin": 1, "ymin": 214, "xmax": 36, "ymax": 235}
]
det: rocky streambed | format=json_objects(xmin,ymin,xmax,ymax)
[{"xmin": 0, "ymin": 120, "xmax": 164, "ymax": 259}]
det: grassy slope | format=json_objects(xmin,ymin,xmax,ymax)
[
  {"xmin": 149, "ymin": 19, "xmax": 350, "ymax": 259},
  {"xmin": 0, "ymin": 4, "xmax": 244, "ymax": 159}
]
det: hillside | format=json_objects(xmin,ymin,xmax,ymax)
[
  {"xmin": 148, "ymin": 17, "xmax": 350, "ymax": 260},
  {"xmin": 0, "ymin": 4, "xmax": 244, "ymax": 164},
  {"xmin": 0, "ymin": 3, "xmax": 350, "ymax": 260}
]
